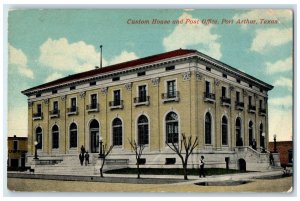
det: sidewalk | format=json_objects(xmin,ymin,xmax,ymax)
[{"xmin": 7, "ymin": 169, "xmax": 286, "ymax": 185}]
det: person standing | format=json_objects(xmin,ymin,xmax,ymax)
[
  {"xmin": 199, "ymin": 155, "xmax": 205, "ymax": 178},
  {"xmin": 85, "ymin": 151, "xmax": 90, "ymax": 166},
  {"xmin": 79, "ymin": 152, "xmax": 84, "ymax": 166},
  {"xmin": 81, "ymin": 145, "xmax": 85, "ymax": 154}
]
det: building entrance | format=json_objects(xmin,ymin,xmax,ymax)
[{"xmin": 90, "ymin": 120, "xmax": 100, "ymax": 153}]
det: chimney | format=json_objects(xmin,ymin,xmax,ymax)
[{"xmin": 100, "ymin": 45, "xmax": 103, "ymax": 68}]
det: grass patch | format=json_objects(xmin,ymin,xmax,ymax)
[{"xmin": 105, "ymin": 168, "xmax": 247, "ymax": 176}]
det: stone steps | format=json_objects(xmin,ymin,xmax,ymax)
[{"xmin": 32, "ymin": 155, "xmax": 128, "ymax": 176}]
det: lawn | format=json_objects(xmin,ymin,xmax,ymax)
[{"xmin": 105, "ymin": 168, "xmax": 247, "ymax": 176}]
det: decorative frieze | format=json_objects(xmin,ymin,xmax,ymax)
[
  {"xmin": 61, "ymin": 95, "xmax": 66, "ymax": 101},
  {"xmin": 215, "ymin": 79, "xmax": 221, "ymax": 86},
  {"xmin": 80, "ymin": 91, "xmax": 86, "ymax": 99},
  {"xmin": 151, "ymin": 77, "xmax": 160, "ymax": 86},
  {"xmin": 44, "ymin": 99, "xmax": 49, "ymax": 105},
  {"xmin": 196, "ymin": 71, "xmax": 203, "ymax": 81},
  {"xmin": 182, "ymin": 71, "xmax": 191, "ymax": 81},
  {"xmin": 101, "ymin": 87, "xmax": 108, "ymax": 95},
  {"xmin": 28, "ymin": 101, "xmax": 33, "ymax": 108},
  {"xmin": 125, "ymin": 82, "xmax": 132, "ymax": 91}
]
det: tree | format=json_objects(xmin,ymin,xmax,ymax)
[
  {"xmin": 99, "ymin": 144, "xmax": 114, "ymax": 178},
  {"xmin": 128, "ymin": 139, "xmax": 145, "ymax": 179},
  {"xmin": 166, "ymin": 133, "xmax": 198, "ymax": 180}
]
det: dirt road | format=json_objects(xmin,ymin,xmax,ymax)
[{"xmin": 7, "ymin": 176, "xmax": 292, "ymax": 193}]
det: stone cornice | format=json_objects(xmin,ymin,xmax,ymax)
[
  {"xmin": 195, "ymin": 53, "xmax": 273, "ymax": 91},
  {"xmin": 22, "ymin": 54, "xmax": 196, "ymax": 96}
]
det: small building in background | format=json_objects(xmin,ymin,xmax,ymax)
[
  {"xmin": 7, "ymin": 135, "xmax": 28, "ymax": 170},
  {"xmin": 268, "ymin": 141, "xmax": 293, "ymax": 167}
]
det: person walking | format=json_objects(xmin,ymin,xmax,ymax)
[
  {"xmin": 269, "ymin": 152, "xmax": 275, "ymax": 166},
  {"xmin": 252, "ymin": 139, "xmax": 257, "ymax": 150},
  {"xmin": 85, "ymin": 151, "xmax": 90, "ymax": 166},
  {"xmin": 199, "ymin": 155, "xmax": 205, "ymax": 178},
  {"xmin": 79, "ymin": 152, "xmax": 84, "ymax": 166}
]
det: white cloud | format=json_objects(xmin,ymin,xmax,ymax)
[
  {"xmin": 38, "ymin": 38, "xmax": 139, "ymax": 76},
  {"xmin": 273, "ymin": 77, "xmax": 293, "ymax": 91},
  {"xmin": 8, "ymin": 105, "xmax": 28, "ymax": 137},
  {"xmin": 38, "ymin": 38, "xmax": 108, "ymax": 73},
  {"xmin": 269, "ymin": 95, "xmax": 292, "ymax": 108},
  {"xmin": 163, "ymin": 13, "xmax": 222, "ymax": 60},
  {"xmin": 233, "ymin": 9, "xmax": 292, "ymax": 30},
  {"xmin": 268, "ymin": 107, "xmax": 292, "ymax": 141},
  {"xmin": 8, "ymin": 44, "xmax": 34, "ymax": 79},
  {"xmin": 109, "ymin": 50, "xmax": 139, "ymax": 65},
  {"xmin": 44, "ymin": 72, "xmax": 64, "ymax": 83},
  {"xmin": 250, "ymin": 28, "xmax": 292, "ymax": 53},
  {"xmin": 265, "ymin": 57, "xmax": 292, "ymax": 74}
]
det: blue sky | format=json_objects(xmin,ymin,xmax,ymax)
[{"xmin": 7, "ymin": 9, "xmax": 293, "ymax": 141}]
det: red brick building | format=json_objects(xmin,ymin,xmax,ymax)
[{"xmin": 268, "ymin": 141, "xmax": 293, "ymax": 167}]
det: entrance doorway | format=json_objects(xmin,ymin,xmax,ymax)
[
  {"xmin": 238, "ymin": 158, "xmax": 246, "ymax": 172},
  {"xmin": 90, "ymin": 120, "xmax": 100, "ymax": 153}
]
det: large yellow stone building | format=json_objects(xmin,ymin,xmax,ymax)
[{"xmin": 22, "ymin": 49, "xmax": 275, "ymax": 173}]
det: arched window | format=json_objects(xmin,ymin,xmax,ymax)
[
  {"xmin": 236, "ymin": 118, "xmax": 242, "ymax": 146},
  {"xmin": 90, "ymin": 119, "xmax": 100, "ymax": 153},
  {"xmin": 166, "ymin": 112, "xmax": 179, "ymax": 143},
  {"xmin": 222, "ymin": 116, "xmax": 228, "ymax": 145},
  {"xmin": 205, "ymin": 113, "xmax": 212, "ymax": 144},
  {"xmin": 36, "ymin": 127, "xmax": 42, "ymax": 149},
  {"xmin": 138, "ymin": 115, "xmax": 149, "ymax": 145},
  {"xmin": 70, "ymin": 123, "xmax": 77, "ymax": 148},
  {"xmin": 259, "ymin": 123, "xmax": 264, "ymax": 147},
  {"xmin": 52, "ymin": 125, "xmax": 59, "ymax": 149},
  {"xmin": 249, "ymin": 121, "xmax": 253, "ymax": 146},
  {"xmin": 112, "ymin": 118, "xmax": 122, "ymax": 146}
]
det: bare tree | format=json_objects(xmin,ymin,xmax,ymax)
[
  {"xmin": 128, "ymin": 139, "xmax": 145, "ymax": 179},
  {"xmin": 99, "ymin": 144, "xmax": 114, "ymax": 178},
  {"xmin": 166, "ymin": 133, "xmax": 198, "ymax": 180}
]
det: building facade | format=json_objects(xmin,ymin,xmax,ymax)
[
  {"xmin": 269, "ymin": 141, "xmax": 293, "ymax": 167},
  {"xmin": 22, "ymin": 49, "xmax": 275, "ymax": 172},
  {"xmin": 7, "ymin": 135, "xmax": 28, "ymax": 170}
]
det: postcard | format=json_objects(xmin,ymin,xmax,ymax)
[{"xmin": 6, "ymin": 8, "xmax": 293, "ymax": 193}]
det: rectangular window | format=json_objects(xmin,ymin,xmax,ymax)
[
  {"xmin": 137, "ymin": 71, "xmax": 146, "ymax": 76},
  {"xmin": 113, "ymin": 90, "xmax": 121, "ymax": 105},
  {"xmin": 71, "ymin": 97, "xmax": 76, "ymax": 112},
  {"xmin": 36, "ymin": 94, "xmax": 41, "ymax": 98},
  {"xmin": 222, "ymin": 86, "xmax": 226, "ymax": 97},
  {"xmin": 237, "ymin": 79, "xmax": 241, "ymax": 83},
  {"xmin": 249, "ymin": 84, "xmax": 252, "ymax": 88},
  {"xmin": 91, "ymin": 94, "xmax": 97, "ymax": 108},
  {"xmin": 205, "ymin": 81, "xmax": 210, "ymax": 94},
  {"xmin": 52, "ymin": 90, "xmax": 57, "ymax": 94},
  {"xmin": 90, "ymin": 81, "xmax": 96, "ymax": 86},
  {"xmin": 165, "ymin": 66, "xmax": 175, "ymax": 71},
  {"xmin": 206, "ymin": 67, "xmax": 211, "ymax": 71},
  {"xmin": 13, "ymin": 140, "xmax": 18, "ymax": 151},
  {"xmin": 236, "ymin": 91, "xmax": 240, "ymax": 102},
  {"xmin": 70, "ymin": 86, "xmax": 76, "ymax": 90},
  {"xmin": 223, "ymin": 73, "xmax": 227, "ymax": 78},
  {"xmin": 138, "ymin": 85, "xmax": 147, "ymax": 102},
  {"xmin": 259, "ymin": 100, "xmax": 263, "ymax": 109},
  {"xmin": 167, "ymin": 80, "xmax": 176, "ymax": 98},
  {"xmin": 37, "ymin": 104, "xmax": 42, "ymax": 114},
  {"xmin": 248, "ymin": 96, "xmax": 252, "ymax": 105},
  {"xmin": 53, "ymin": 101, "xmax": 58, "ymax": 112},
  {"xmin": 112, "ymin": 77, "xmax": 120, "ymax": 81}
]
